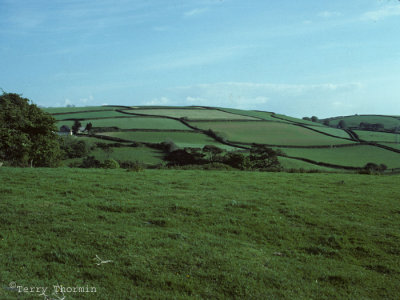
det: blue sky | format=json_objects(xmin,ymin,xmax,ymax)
[{"xmin": 1, "ymin": 0, "xmax": 399, "ymax": 117}]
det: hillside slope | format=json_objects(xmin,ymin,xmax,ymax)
[{"xmin": 44, "ymin": 106, "xmax": 400, "ymax": 172}]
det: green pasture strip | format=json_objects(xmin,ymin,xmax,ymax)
[
  {"xmin": 354, "ymin": 130, "xmax": 400, "ymax": 143},
  {"xmin": 190, "ymin": 121, "xmax": 356, "ymax": 146},
  {"xmin": 89, "ymin": 147, "xmax": 164, "ymax": 165},
  {"xmin": 43, "ymin": 106, "xmax": 121, "ymax": 114},
  {"xmin": 273, "ymin": 114, "xmax": 325, "ymax": 126},
  {"xmin": 380, "ymin": 143, "xmax": 400, "ymax": 150},
  {"xmin": 100, "ymin": 131, "xmax": 225, "ymax": 147},
  {"xmin": 214, "ymin": 108, "xmax": 278, "ymax": 121},
  {"xmin": 279, "ymin": 145, "xmax": 400, "ymax": 169},
  {"xmin": 56, "ymin": 120, "xmax": 74, "ymax": 129},
  {"xmin": 305, "ymin": 126, "xmax": 352, "ymax": 139},
  {"xmin": 53, "ymin": 111, "xmax": 128, "ymax": 120},
  {"xmin": 74, "ymin": 136, "xmax": 131, "ymax": 145},
  {"xmin": 124, "ymin": 108, "xmax": 258, "ymax": 120},
  {"xmin": 58, "ymin": 117, "xmax": 190, "ymax": 130},
  {"xmin": 328, "ymin": 115, "xmax": 400, "ymax": 129},
  {"xmin": 0, "ymin": 168, "xmax": 399, "ymax": 299},
  {"xmin": 278, "ymin": 156, "xmax": 339, "ymax": 171}
]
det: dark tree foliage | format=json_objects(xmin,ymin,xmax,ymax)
[
  {"xmin": 80, "ymin": 156, "xmax": 101, "ymax": 168},
  {"xmin": 165, "ymin": 148, "xmax": 206, "ymax": 166},
  {"xmin": 0, "ymin": 92, "xmax": 62, "ymax": 167},
  {"xmin": 249, "ymin": 144, "xmax": 282, "ymax": 171},
  {"xmin": 85, "ymin": 122, "xmax": 93, "ymax": 132},
  {"xmin": 203, "ymin": 145, "xmax": 224, "ymax": 162},
  {"xmin": 72, "ymin": 120, "xmax": 82, "ymax": 134},
  {"xmin": 337, "ymin": 120, "xmax": 348, "ymax": 129},
  {"xmin": 60, "ymin": 136, "xmax": 89, "ymax": 159},
  {"xmin": 223, "ymin": 152, "xmax": 250, "ymax": 170}
]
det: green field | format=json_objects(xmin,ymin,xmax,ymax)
[
  {"xmin": 57, "ymin": 117, "xmax": 191, "ymax": 130},
  {"xmin": 89, "ymin": 146, "xmax": 164, "ymax": 165},
  {"xmin": 273, "ymin": 114, "xmax": 324, "ymax": 126},
  {"xmin": 279, "ymin": 145, "xmax": 400, "ymax": 169},
  {"xmin": 42, "ymin": 106, "xmax": 400, "ymax": 171},
  {"xmin": 306, "ymin": 126, "xmax": 352, "ymax": 139},
  {"xmin": 43, "ymin": 106, "xmax": 123, "ymax": 114},
  {"xmin": 277, "ymin": 156, "xmax": 339, "ymax": 172},
  {"xmin": 1, "ymin": 168, "xmax": 399, "ymax": 299},
  {"xmin": 215, "ymin": 108, "xmax": 278, "ymax": 121},
  {"xmin": 380, "ymin": 143, "xmax": 400, "ymax": 150},
  {"xmin": 100, "ymin": 131, "xmax": 235, "ymax": 149},
  {"xmin": 190, "ymin": 121, "xmax": 355, "ymax": 146},
  {"xmin": 124, "ymin": 108, "xmax": 258, "ymax": 120},
  {"xmin": 354, "ymin": 130, "xmax": 399, "ymax": 143},
  {"xmin": 327, "ymin": 115, "xmax": 400, "ymax": 130},
  {"xmin": 53, "ymin": 111, "xmax": 128, "ymax": 120}
]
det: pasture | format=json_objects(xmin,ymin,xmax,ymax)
[
  {"xmin": 53, "ymin": 111, "xmax": 127, "ymax": 120},
  {"xmin": 327, "ymin": 115, "xmax": 400, "ymax": 130},
  {"xmin": 0, "ymin": 168, "xmax": 399, "ymax": 299},
  {"xmin": 189, "ymin": 121, "xmax": 355, "ymax": 146},
  {"xmin": 124, "ymin": 108, "xmax": 258, "ymax": 120},
  {"xmin": 43, "ymin": 106, "xmax": 122, "ymax": 114},
  {"xmin": 100, "ymin": 131, "xmax": 235, "ymax": 149},
  {"xmin": 354, "ymin": 130, "xmax": 399, "ymax": 143},
  {"xmin": 57, "ymin": 117, "xmax": 191, "ymax": 130},
  {"xmin": 279, "ymin": 145, "xmax": 400, "ymax": 169}
]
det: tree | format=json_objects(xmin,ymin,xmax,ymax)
[
  {"xmin": 337, "ymin": 120, "xmax": 347, "ymax": 129},
  {"xmin": 0, "ymin": 92, "xmax": 62, "ymax": 167},
  {"xmin": 85, "ymin": 122, "xmax": 93, "ymax": 132},
  {"xmin": 223, "ymin": 152, "xmax": 250, "ymax": 170},
  {"xmin": 249, "ymin": 144, "xmax": 281, "ymax": 171},
  {"xmin": 311, "ymin": 116, "xmax": 319, "ymax": 122},
  {"xmin": 203, "ymin": 145, "xmax": 223, "ymax": 162},
  {"xmin": 72, "ymin": 120, "xmax": 82, "ymax": 135}
]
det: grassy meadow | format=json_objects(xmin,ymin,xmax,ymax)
[
  {"xmin": 279, "ymin": 145, "xmax": 400, "ymax": 169},
  {"xmin": 189, "ymin": 121, "xmax": 354, "ymax": 146},
  {"xmin": 0, "ymin": 168, "xmax": 399, "ymax": 299}
]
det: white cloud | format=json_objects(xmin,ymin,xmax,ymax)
[
  {"xmin": 64, "ymin": 98, "xmax": 73, "ymax": 106},
  {"xmin": 80, "ymin": 94, "xmax": 94, "ymax": 104},
  {"xmin": 143, "ymin": 45, "xmax": 251, "ymax": 71},
  {"xmin": 173, "ymin": 82, "xmax": 363, "ymax": 116},
  {"xmin": 318, "ymin": 11, "xmax": 342, "ymax": 18},
  {"xmin": 361, "ymin": 4, "xmax": 400, "ymax": 21},
  {"xmin": 184, "ymin": 8, "xmax": 207, "ymax": 18},
  {"xmin": 145, "ymin": 97, "xmax": 170, "ymax": 106}
]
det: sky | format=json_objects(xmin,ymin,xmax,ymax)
[{"xmin": 1, "ymin": 0, "xmax": 400, "ymax": 118}]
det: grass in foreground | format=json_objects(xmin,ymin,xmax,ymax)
[{"xmin": 0, "ymin": 168, "xmax": 399, "ymax": 299}]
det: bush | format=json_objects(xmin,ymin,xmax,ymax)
[
  {"xmin": 102, "ymin": 159, "xmax": 120, "ymax": 169},
  {"xmin": 80, "ymin": 156, "xmax": 101, "ymax": 168},
  {"xmin": 60, "ymin": 136, "xmax": 89, "ymax": 158}
]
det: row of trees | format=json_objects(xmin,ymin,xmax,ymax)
[{"xmin": 165, "ymin": 144, "xmax": 282, "ymax": 171}]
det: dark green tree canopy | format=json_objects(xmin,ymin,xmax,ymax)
[{"xmin": 0, "ymin": 92, "xmax": 61, "ymax": 166}]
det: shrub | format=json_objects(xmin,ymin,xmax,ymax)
[
  {"xmin": 80, "ymin": 156, "xmax": 101, "ymax": 168},
  {"xmin": 126, "ymin": 161, "xmax": 145, "ymax": 172},
  {"xmin": 102, "ymin": 159, "xmax": 120, "ymax": 169}
]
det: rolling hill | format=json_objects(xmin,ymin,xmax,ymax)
[{"xmin": 44, "ymin": 106, "xmax": 400, "ymax": 172}]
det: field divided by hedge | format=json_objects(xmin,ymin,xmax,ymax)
[
  {"xmin": 278, "ymin": 145, "xmax": 400, "ymax": 169},
  {"xmin": 99, "ymin": 131, "xmax": 237, "ymax": 150},
  {"xmin": 123, "ymin": 108, "xmax": 258, "ymax": 120},
  {"xmin": 57, "ymin": 117, "xmax": 191, "ymax": 130},
  {"xmin": 190, "ymin": 121, "xmax": 356, "ymax": 146}
]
